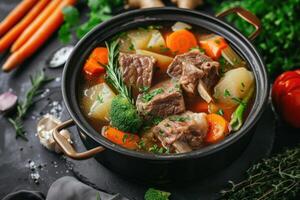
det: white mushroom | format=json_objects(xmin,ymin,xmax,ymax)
[{"xmin": 37, "ymin": 114, "xmax": 72, "ymax": 153}]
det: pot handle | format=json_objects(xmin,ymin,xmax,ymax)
[
  {"xmin": 216, "ymin": 7, "xmax": 261, "ymax": 41},
  {"xmin": 53, "ymin": 119, "xmax": 105, "ymax": 160}
]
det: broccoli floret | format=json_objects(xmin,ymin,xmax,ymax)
[
  {"xmin": 144, "ymin": 188, "xmax": 171, "ymax": 200},
  {"xmin": 110, "ymin": 95, "xmax": 143, "ymax": 133}
]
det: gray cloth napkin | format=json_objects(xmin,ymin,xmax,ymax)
[
  {"xmin": 47, "ymin": 176, "xmax": 129, "ymax": 200},
  {"xmin": 2, "ymin": 176, "xmax": 129, "ymax": 200}
]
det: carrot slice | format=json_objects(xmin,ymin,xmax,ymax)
[
  {"xmin": 0, "ymin": 0, "xmax": 51, "ymax": 53},
  {"xmin": 90, "ymin": 47, "xmax": 109, "ymax": 65},
  {"xmin": 2, "ymin": 0, "xmax": 77, "ymax": 72},
  {"xmin": 199, "ymin": 35, "xmax": 228, "ymax": 60},
  {"xmin": 102, "ymin": 126, "xmax": 140, "ymax": 150},
  {"xmin": 10, "ymin": 0, "xmax": 62, "ymax": 52},
  {"xmin": 83, "ymin": 58, "xmax": 105, "ymax": 76},
  {"xmin": 205, "ymin": 113, "xmax": 229, "ymax": 144},
  {"xmin": 0, "ymin": 0, "xmax": 38, "ymax": 37},
  {"xmin": 166, "ymin": 29, "xmax": 198, "ymax": 55}
]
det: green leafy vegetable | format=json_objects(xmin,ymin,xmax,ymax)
[
  {"xmin": 59, "ymin": 0, "xmax": 124, "ymax": 43},
  {"xmin": 145, "ymin": 188, "xmax": 171, "ymax": 200},
  {"xmin": 221, "ymin": 145, "xmax": 300, "ymax": 200},
  {"xmin": 209, "ymin": 0, "xmax": 300, "ymax": 76},
  {"xmin": 142, "ymin": 88, "xmax": 164, "ymax": 102},
  {"xmin": 230, "ymin": 86, "xmax": 254, "ymax": 131},
  {"xmin": 110, "ymin": 95, "xmax": 143, "ymax": 133},
  {"xmin": 7, "ymin": 71, "xmax": 52, "ymax": 140},
  {"xmin": 59, "ymin": 6, "xmax": 79, "ymax": 43}
]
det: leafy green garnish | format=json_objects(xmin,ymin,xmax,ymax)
[
  {"xmin": 224, "ymin": 89, "xmax": 231, "ymax": 97},
  {"xmin": 221, "ymin": 145, "xmax": 300, "ymax": 200},
  {"xmin": 209, "ymin": 0, "xmax": 300, "ymax": 76},
  {"xmin": 148, "ymin": 144, "xmax": 169, "ymax": 154},
  {"xmin": 217, "ymin": 109, "xmax": 224, "ymax": 116},
  {"xmin": 169, "ymin": 115, "xmax": 190, "ymax": 122},
  {"xmin": 59, "ymin": 0, "xmax": 124, "ymax": 43},
  {"xmin": 7, "ymin": 71, "xmax": 52, "ymax": 140},
  {"xmin": 230, "ymin": 86, "xmax": 254, "ymax": 131},
  {"xmin": 145, "ymin": 188, "xmax": 171, "ymax": 200},
  {"xmin": 105, "ymin": 40, "xmax": 133, "ymax": 104},
  {"xmin": 142, "ymin": 88, "xmax": 164, "ymax": 102},
  {"xmin": 59, "ymin": 6, "xmax": 79, "ymax": 43}
]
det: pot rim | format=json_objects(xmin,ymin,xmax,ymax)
[{"xmin": 62, "ymin": 7, "xmax": 269, "ymax": 161}]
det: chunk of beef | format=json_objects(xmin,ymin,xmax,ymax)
[
  {"xmin": 197, "ymin": 61, "xmax": 220, "ymax": 102},
  {"xmin": 136, "ymin": 80, "xmax": 185, "ymax": 117},
  {"xmin": 119, "ymin": 53, "xmax": 156, "ymax": 88},
  {"xmin": 167, "ymin": 50, "xmax": 220, "ymax": 102},
  {"xmin": 152, "ymin": 111, "xmax": 208, "ymax": 153},
  {"xmin": 179, "ymin": 62, "xmax": 203, "ymax": 94}
]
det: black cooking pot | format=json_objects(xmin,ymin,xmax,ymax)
[{"xmin": 53, "ymin": 7, "xmax": 269, "ymax": 184}]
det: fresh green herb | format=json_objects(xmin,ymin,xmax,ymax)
[
  {"xmin": 230, "ymin": 87, "xmax": 254, "ymax": 131},
  {"xmin": 58, "ymin": 6, "xmax": 80, "ymax": 43},
  {"xmin": 7, "ymin": 71, "xmax": 52, "ymax": 140},
  {"xmin": 221, "ymin": 145, "xmax": 300, "ymax": 200},
  {"xmin": 59, "ymin": 0, "xmax": 124, "ymax": 43},
  {"xmin": 224, "ymin": 89, "xmax": 231, "ymax": 97},
  {"xmin": 122, "ymin": 134, "xmax": 128, "ymax": 143},
  {"xmin": 169, "ymin": 115, "xmax": 190, "ymax": 122},
  {"xmin": 152, "ymin": 116, "xmax": 163, "ymax": 125},
  {"xmin": 145, "ymin": 188, "xmax": 171, "ymax": 200},
  {"xmin": 96, "ymin": 192, "xmax": 101, "ymax": 200},
  {"xmin": 217, "ymin": 109, "xmax": 224, "ymax": 116},
  {"xmin": 97, "ymin": 94, "xmax": 104, "ymax": 104},
  {"xmin": 148, "ymin": 144, "xmax": 168, "ymax": 154},
  {"xmin": 139, "ymin": 86, "xmax": 150, "ymax": 93},
  {"xmin": 128, "ymin": 43, "xmax": 135, "ymax": 51},
  {"xmin": 142, "ymin": 88, "xmax": 164, "ymax": 102},
  {"xmin": 138, "ymin": 140, "xmax": 146, "ymax": 150},
  {"xmin": 105, "ymin": 40, "xmax": 134, "ymax": 104},
  {"xmin": 190, "ymin": 46, "xmax": 205, "ymax": 53},
  {"xmin": 231, "ymin": 97, "xmax": 245, "ymax": 106},
  {"xmin": 209, "ymin": 0, "xmax": 300, "ymax": 76}
]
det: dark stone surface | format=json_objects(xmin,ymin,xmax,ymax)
[{"xmin": 0, "ymin": 1, "xmax": 299, "ymax": 200}]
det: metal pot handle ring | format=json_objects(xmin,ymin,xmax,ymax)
[
  {"xmin": 216, "ymin": 7, "xmax": 262, "ymax": 41},
  {"xmin": 53, "ymin": 119, "xmax": 105, "ymax": 160}
]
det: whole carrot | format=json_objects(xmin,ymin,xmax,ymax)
[
  {"xmin": 0, "ymin": 0, "xmax": 38, "ymax": 37},
  {"xmin": 11, "ymin": 0, "xmax": 62, "ymax": 53},
  {"xmin": 2, "ymin": 0, "xmax": 77, "ymax": 72},
  {"xmin": 0, "ymin": 0, "xmax": 51, "ymax": 53}
]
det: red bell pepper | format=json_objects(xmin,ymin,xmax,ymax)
[{"xmin": 272, "ymin": 69, "xmax": 300, "ymax": 128}]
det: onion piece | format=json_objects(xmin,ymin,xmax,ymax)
[
  {"xmin": 171, "ymin": 22, "xmax": 192, "ymax": 32},
  {"xmin": 0, "ymin": 91, "xmax": 18, "ymax": 112}
]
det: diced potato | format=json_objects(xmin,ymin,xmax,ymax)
[
  {"xmin": 82, "ymin": 83, "xmax": 116, "ymax": 121},
  {"xmin": 146, "ymin": 30, "xmax": 167, "ymax": 52},
  {"xmin": 119, "ymin": 34, "xmax": 135, "ymax": 53},
  {"xmin": 127, "ymin": 29, "xmax": 153, "ymax": 50},
  {"xmin": 171, "ymin": 22, "xmax": 192, "ymax": 32},
  {"xmin": 214, "ymin": 67, "xmax": 254, "ymax": 107},
  {"xmin": 136, "ymin": 49, "xmax": 173, "ymax": 71}
]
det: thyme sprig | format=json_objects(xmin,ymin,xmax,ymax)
[
  {"xmin": 8, "ymin": 71, "xmax": 52, "ymax": 140},
  {"xmin": 221, "ymin": 146, "xmax": 300, "ymax": 200},
  {"xmin": 105, "ymin": 40, "xmax": 134, "ymax": 104}
]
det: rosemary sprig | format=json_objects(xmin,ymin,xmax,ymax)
[
  {"xmin": 221, "ymin": 146, "xmax": 300, "ymax": 200},
  {"xmin": 8, "ymin": 71, "xmax": 52, "ymax": 140},
  {"xmin": 105, "ymin": 40, "xmax": 134, "ymax": 104}
]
